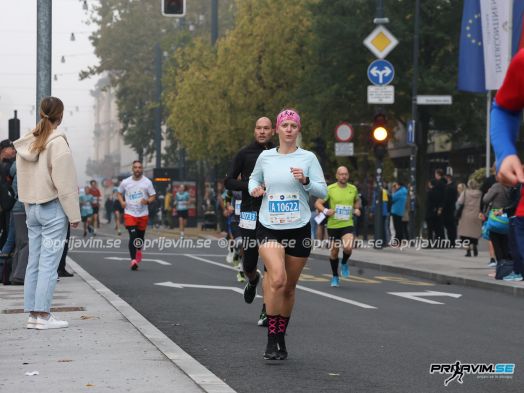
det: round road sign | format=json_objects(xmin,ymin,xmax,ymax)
[{"xmin": 335, "ymin": 122, "xmax": 354, "ymax": 142}]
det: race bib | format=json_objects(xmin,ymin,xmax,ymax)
[
  {"xmin": 268, "ymin": 194, "xmax": 300, "ymax": 224},
  {"xmin": 127, "ymin": 190, "xmax": 145, "ymax": 203},
  {"xmin": 334, "ymin": 204, "xmax": 352, "ymax": 221},
  {"xmin": 239, "ymin": 211, "xmax": 257, "ymax": 230},
  {"xmin": 235, "ymin": 200, "xmax": 241, "ymax": 216}
]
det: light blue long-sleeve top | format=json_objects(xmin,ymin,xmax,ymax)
[{"xmin": 248, "ymin": 147, "xmax": 327, "ymax": 230}]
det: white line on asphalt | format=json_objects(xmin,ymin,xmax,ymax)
[
  {"xmin": 67, "ymin": 257, "xmax": 236, "ymax": 393},
  {"xmin": 387, "ymin": 290, "xmax": 462, "ymax": 305},
  {"xmin": 184, "ymin": 254, "xmax": 239, "ymax": 272},
  {"xmin": 156, "ymin": 281, "xmax": 243, "ymax": 293},
  {"xmin": 155, "ymin": 281, "xmax": 261, "ymax": 298},
  {"xmin": 184, "ymin": 254, "xmax": 377, "ymax": 309},
  {"xmin": 105, "ymin": 256, "xmax": 172, "ymax": 266},
  {"xmin": 296, "ymin": 285, "xmax": 377, "ymax": 309}
]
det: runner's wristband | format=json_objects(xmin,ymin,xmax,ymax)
[{"xmin": 323, "ymin": 208, "xmax": 329, "ymax": 215}]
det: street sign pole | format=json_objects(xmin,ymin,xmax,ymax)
[
  {"xmin": 374, "ymin": 160, "xmax": 384, "ymax": 248},
  {"xmin": 409, "ymin": 0, "xmax": 421, "ymax": 240},
  {"xmin": 36, "ymin": 0, "xmax": 52, "ymax": 122}
]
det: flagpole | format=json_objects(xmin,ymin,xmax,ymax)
[{"xmin": 486, "ymin": 90, "xmax": 491, "ymax": 177}]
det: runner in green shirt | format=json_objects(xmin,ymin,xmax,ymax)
[{"xmin": 315, "ymin": 166, "xmax": 361, "ymax": 287}]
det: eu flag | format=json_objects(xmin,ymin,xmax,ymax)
[
  {"xmin": 458, "ymin": 0, "xmax": 486, "ymax": 93},
  {"xmin": 513, "ymin": 0, "xmax": 524, "ymax": 55}
]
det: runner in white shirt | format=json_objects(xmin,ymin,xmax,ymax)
[{"xmin": 117, "ymin": 160, "xmax": 156, "ymax": 270}]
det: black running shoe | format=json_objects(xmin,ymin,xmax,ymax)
[
  {"xmin": 243, "ymin": 270, "xmax": 260, "ymax": 304},
  {"xmin": 277, "ymin": 333, "xmax": 288, "ymax": 360},
  {"xmin": 263, "ymin": 335, "xmax": 279, "ymax": 360}
]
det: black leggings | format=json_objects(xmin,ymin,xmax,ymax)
[
  {"xmin": 127, "ymin": 226, "xmax": 145, "ymax": 260},
  {"xmin": 490, "ymin": 232, "xmax": 511, "ymax": 262}
]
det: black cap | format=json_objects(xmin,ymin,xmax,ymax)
[{"xmin": 0, "ymin": 139, "xmax": 14, "ymax": 151}]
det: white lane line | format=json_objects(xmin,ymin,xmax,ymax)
[
  {"xmin": 184, "ymin": 254, "xmax": 377, "ymax": 309},
  {"xmin": 387, "ymin": 291, "xmax": 462, "ymax": 305},
  {"xmin": 296, "ymin": 285, "xmax": 377, "ymax": 309},
  {"xmin": 104, "ymin": 256, "xmax": 172, "ymax": 266},
  {"xmin": 184, "ymin": 254, "xmax": 239, "ymax": 272},
  {"xmin": 155, "ymin": 282, "xmax": 261, "ymax": 298}
]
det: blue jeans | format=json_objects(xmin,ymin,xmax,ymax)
[{"xmin": 24, "ymin": 200, "xmax": 68, "ymax": 312}]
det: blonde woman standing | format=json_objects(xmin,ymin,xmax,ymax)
[{"xmin": 15, "ymin": 97, "xmax": 80, "ymax": 329}]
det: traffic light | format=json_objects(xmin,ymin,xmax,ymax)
[
  {"xmin": 371, "ymin": 112, "xmax": 389, "ymax": 159},
  {"xmin": 162, "ymin": 0, "xmax": 185, "ymax": 17}
]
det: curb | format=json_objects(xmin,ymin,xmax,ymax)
[
  {"xmin": 309, "ymin": 249, "xmax": 524, "ymax": 297},
  {"xmin": 67, "ymin": 257, "xmax": 236, "ymax": 393}
]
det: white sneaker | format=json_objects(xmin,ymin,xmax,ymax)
[
  {"xmin": 27, "ymin": 315, "xmax": 37, "ymax": 329},
  {"xmin": 35, "ymin": 314, "xmax": 69, "ymax": 330}
]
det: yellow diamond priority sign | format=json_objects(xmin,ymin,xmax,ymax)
[{"xmin": 363, "ymin": 25, "xmax": 398, "ymax": 59}]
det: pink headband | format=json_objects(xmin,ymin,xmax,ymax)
[{"xmin": 276, "ymin": 109, "xmax": 301, "ymax": 130}]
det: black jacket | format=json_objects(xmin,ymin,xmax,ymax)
[{"xmin": 224, "ymin": 140, "xmax": 274, "ymax": 213}]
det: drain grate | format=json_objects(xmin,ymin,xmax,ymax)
[{"xmin": 2, "ymin": 306, "xmax": 85, "ymax": 314}]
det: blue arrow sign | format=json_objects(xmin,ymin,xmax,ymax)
[
  {"xmin": 367, "ymin": 59, "xmax": 394, "ymax": 86},
  {"xmin": 407, "ymin": 119, "xmax": 415, "ymax": 145}
]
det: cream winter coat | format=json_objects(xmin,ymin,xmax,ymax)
[{"xmin": 14, "ymin": 130, "xmax": 81, "ymax": 223}]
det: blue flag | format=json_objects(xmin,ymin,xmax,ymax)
[
  {"xmin": 458, "ymin": 0, "xmax": 486, "ymax": 93},
  {"xmin": 513, "ymin": 0, "xmax": 524, "ymax": 55}
]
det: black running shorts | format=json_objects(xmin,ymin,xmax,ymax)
[
  {"xmin": 327, "ymin": 226, "xmax": 354, "ymax": 241},
  {"xmin": 256, "ymin": 222, "xmax": 312, "ymax": 258}
]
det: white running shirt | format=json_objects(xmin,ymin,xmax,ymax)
[{"xmin": 118, "ymin": 176, "xmax": 156, "ymax": 217}]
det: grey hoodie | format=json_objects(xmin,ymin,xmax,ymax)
[{"xmin": 14, "ymin": 130, "xmax": 81, "ymax": 223}]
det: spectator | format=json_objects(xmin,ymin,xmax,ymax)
[
  {"xmin": 15, "ymin": 95, "xmax": 81, "ymax": 329},
  {"xmin": 480, "ymin": 164, "xmax": 497, "ymax": 265},
  {"xmin": 0, "ymin": 139, "xmax": 16, "ymax": 250},
  {"xmin": 0, "ymin": 142, "xmax": 17, "ymax": 281},
  {"xmin": 57, "ymin": 225, "xmax": 73, "ymax": 278},
  {"xmin": 457, "ymin": 179, "xmax": 482, "ymax": 257},
  {"xmin": 482, "ymin": 181, "xmax": 512, "ymax": 266},
  {"xmin": 443, "ymin": 175, "xmax": 458, "ymax": 247},
  {"xmin": 426, "ymin": 180, "xmax": 443, "ymax": 243},
  {"xmin": 391, "ymin": 182, "xmax": 408, "ymax": 241}
]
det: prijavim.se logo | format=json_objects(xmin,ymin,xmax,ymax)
[{"xmin": 430, "ymin": 361, "xmax": 515, "ymax": 386}]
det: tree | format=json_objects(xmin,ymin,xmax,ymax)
[
  {"xmin": 164, "ymin": 0, "xmax": 316, "ymax": 163},
  {"xmin": 83, "ymin": 0, "xmax": 235, "ymax": 161}
]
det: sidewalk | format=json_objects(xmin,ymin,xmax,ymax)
[{"xmin": 0, "ymin": 259, "xmax": 235, "ymax": 393}]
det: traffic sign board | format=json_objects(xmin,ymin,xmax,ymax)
[
  {"xmin": 367, "ymin": 59, "xmax": 394, "ymax": 86},
  {"xmin": 416, "ymin": 95, "xmax": 453, "ymax": 105},
  {"xmin": 335, "ymin": 122, "xmax": 354, "ymax": 142},
  {"xmin": 363, "ymin": 25, "xmax": 399, "ymax": 59},
  {"xmin": 407, "ymin": 120, "xmax": 415, "ymax": 145},
  {"xmin": 367, "ymin": 85, "xmax": 394, "ymax": 104},
  {"xmin": 335, "ymin": 142, "xmax": 354, "ymax": 157}
]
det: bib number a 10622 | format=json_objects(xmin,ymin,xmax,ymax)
[{"xmin": 268, "ymin": 194, "xmax": 300, "ymax": 224}]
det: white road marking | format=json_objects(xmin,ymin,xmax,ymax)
[
  {"xmin": 387, "ymin": 290, "xmax": 462, "ymax": 305},
  {"xmin": 184, "ymin": 254, "xmax": 377, "ymax": 309},
  {"xmin": 105, "ymin": 256, "xmax": 172, "ymax": 266},
  {"xmin": 155, "ymin": 282, "xmax": 262, "ymax": 298}
]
